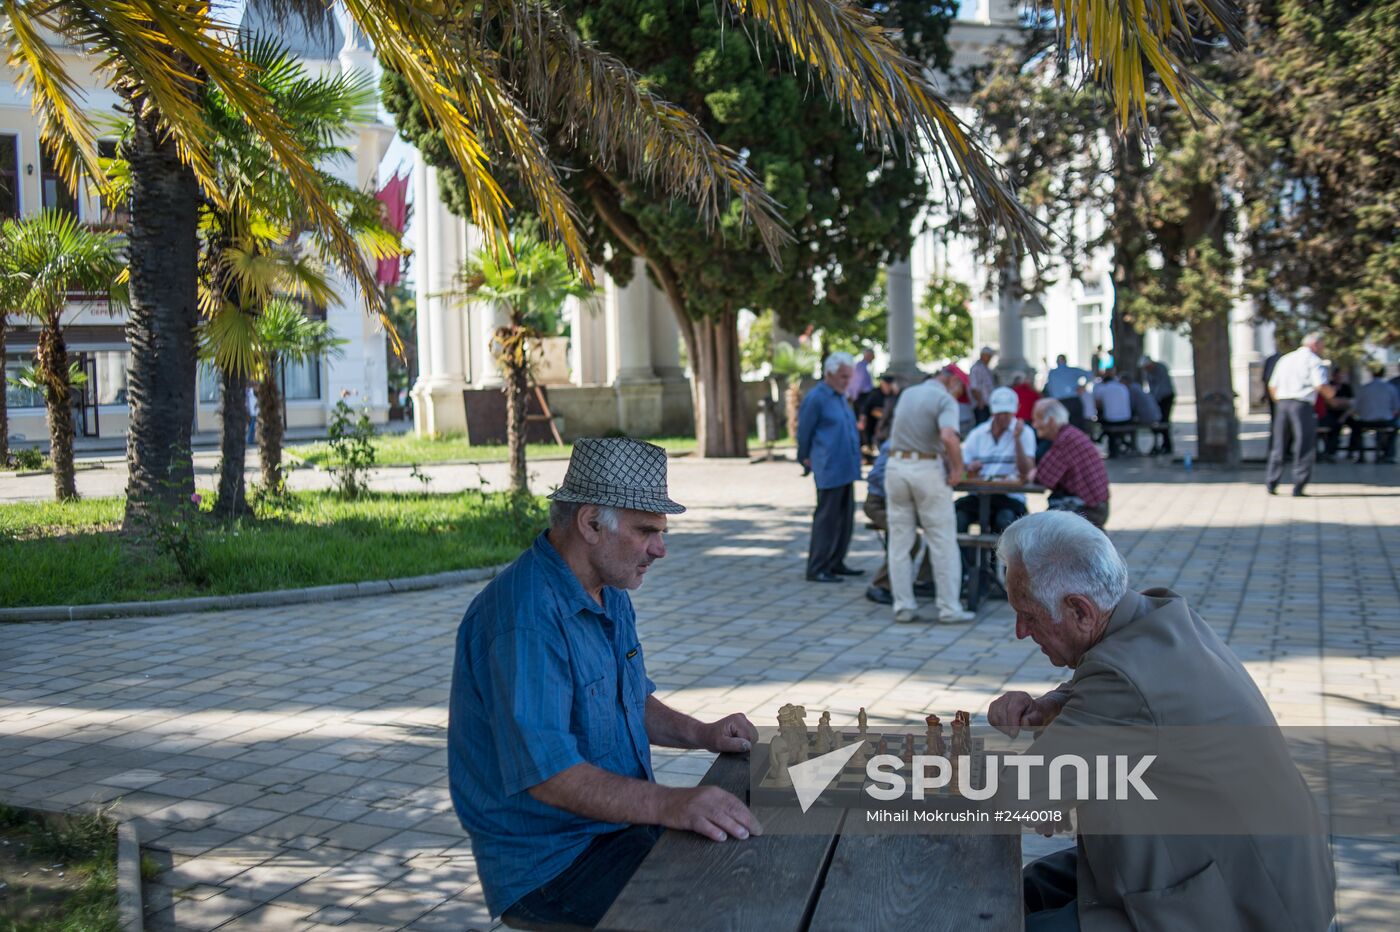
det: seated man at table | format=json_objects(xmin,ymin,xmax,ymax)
[
  {"xmin": 1090, "ymin": 371, "xmax": 1133, "ymax": 458},
  {"xmin": 1348, "ymin": 361, "xmax": 1400, "ymax": 462},
  {"xmin": 449, "ymin": 438, "xmax": 761, "ymax": 929},
  {"xmin": 955, "ymin": 387, "xmax": 1034, "ymax": 586},
  {"xmin": 1030, "ymin": 399, "xmax": 1111, "ymax": 528},
  {"xmin": 989, "ymin": 512, "xmax": 1335, "ymax": 932}
]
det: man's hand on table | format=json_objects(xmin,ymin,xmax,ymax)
[
  {"xmin": 659, "ymin": 785, "xmax": 762, "ymax": 842},
  {"xmin": 699, "ymin": 713, "xmax": 758, "ymax": 754},
  {"xmin": 988, "ymin": 690, "xmax": 1065, "ymax": 738}
]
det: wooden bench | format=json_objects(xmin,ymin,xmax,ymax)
[{"xmin": 599, "ymin": 752, "xmax": 1023, "ymax": 931}]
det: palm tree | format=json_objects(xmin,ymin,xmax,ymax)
[
  {"xmin": 194, "ymin": 38, "xmax": 398, "ymax": 518},
  {"xmin": 0, "ymin": 212, "xmax": 123, "ymax": 500},
  {"xmin": 769, "ymin": 342, "xmax": 822, "ymax": 442},
  {"xmin": 251, "ymin": 299, "xmax": 346, "ymax": 491},
  {"xmin": 3, "ymin": 0, "xmax": 1235, "ymax": 520},
  {"xmin": 456, "ymin": 234, "xmax": 597, "ymax": 494}
]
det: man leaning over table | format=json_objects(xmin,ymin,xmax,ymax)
[
  {"xmin": 448, "ymin": 438, "xmax": 761, "ymax": 929},
  {"xmin": 987, "ymin": 511, "xmax": 1334, "ymax": 931}
]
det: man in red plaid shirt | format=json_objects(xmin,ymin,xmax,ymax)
[{"xmin": 1030, "ymin": 398, "xmax": 1111, "ymax": 527}]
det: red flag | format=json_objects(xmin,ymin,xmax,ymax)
[{"xmin": 375, "ymin": 171, "xmax": 410, "ymax": 286}]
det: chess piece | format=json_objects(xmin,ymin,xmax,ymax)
[
  {"xmin": 877, "ymin": 736, "xmax": 889, "ymax": 757},
  {"xmin": 951, "ymin": 710, "xmax": 972, "ymax": 758},
  {"xmin": 768, "ymin": 734, "xmax": 792, "ymax": 787},
  {"xmin": 816, "ymin": 711, "xmax": 834, "ymax": 753},
  {"xmin": 925, "ymin": 714, "xmax": 945, "ymax": 757},
  {"xmin": 857, "ymin": 707, "xmax": 868, "ymax": 737},
  {"xmin": 902, "ymin": 735, "xmax": 913, "ymax": 767}
]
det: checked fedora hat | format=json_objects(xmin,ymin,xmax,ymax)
[{"xmin": 547, "ymin": 437, "xmax": 686, "ymax": 514}]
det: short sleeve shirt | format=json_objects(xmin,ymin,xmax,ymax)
[
  {"xmin": 1268, "ymin": 347, "xmax": 1329, "ymax": 403},
  {"xmin": 887, "ymin": 380, "xmax": 961, "ymax": 455},
  {"xmin": 448, "ymin": 533, "xmax": 656, "ymax": 915},
  {"xmin": 961, "ymin": 421, "xmax": 1036, "ymax": 503}
]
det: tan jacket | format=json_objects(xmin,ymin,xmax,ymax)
[{"xmin": 1036, "ymin": 588, "xmax": 1335, "ymax": 932}]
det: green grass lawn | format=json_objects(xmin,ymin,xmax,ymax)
[
  {"xmin": 0, "ymin": 490, "xmax": 544, "ymax": 609},
  {"xmin": 285, "ymin": 432, "xmax": 722, "ymax": 468}
]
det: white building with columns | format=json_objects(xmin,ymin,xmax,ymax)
[{"xmin": 1, "ymin": 1, "xmax": 395, "ymax": 451}]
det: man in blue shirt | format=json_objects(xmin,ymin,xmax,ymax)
[
  {"xmin": 1044, "ymin": 355, "xmax": 1092, "ymax": 433},
  {"xmin": 449, "ymin": 438, "xmax": 761, "ymax": 928},
  {"xmin": 797, "ymin": 351, "xmax": 863, "ymax": 583}
]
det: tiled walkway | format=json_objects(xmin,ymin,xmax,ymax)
[{"xmin": 2, "ymin": 452, "xmax": 1397, "ymax": 929}]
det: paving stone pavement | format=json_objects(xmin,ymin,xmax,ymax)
[{"xmin": 2, "ymin": 452, "xmax": 1398, "ymax": 930}]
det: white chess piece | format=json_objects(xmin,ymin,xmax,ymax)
[{"xmin": 768, "ymin": 734, "xmax": 792, "ymax": 787}]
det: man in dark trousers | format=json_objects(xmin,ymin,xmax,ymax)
[
  {"xmin": 797, "ymin": 351, "xmax": 863, "ymax": 582},
  {"xmin": 1266, "ymin": 332, "xmax": 1335, "ymax": 496}
]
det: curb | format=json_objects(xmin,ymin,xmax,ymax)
[
  {"xmin": 0, "ymin": 563, "xmax": 507, "ymax": 623},
  {"xmin": 0, "ymin": 462, "xmax": 106, "ymax": 479},
  {"xmin": 116, "ymin": 818, "xmax": 143, "ymax": 931}
]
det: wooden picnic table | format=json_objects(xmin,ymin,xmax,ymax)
[
  {"xmin": 953, "ymin": 478, "xmax": 1046, "ymax": 611},
  {"xmin": 599, "ymin": 752, "xmax": 1022, "ymax": 932}
]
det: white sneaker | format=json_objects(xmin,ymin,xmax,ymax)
[
  {"xmin": 937, "ymin": 608, "xmax": 976, "ymax": 625},
  {"xmin": 894, "ymin": 608, "xmax": 934, "ymax": 624}
]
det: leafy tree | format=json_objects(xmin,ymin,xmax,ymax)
[
  {"xmin": 740, "ymin": 310, "xmax": 778, "ymax": 377},
  {"xmin": 1232, "ymin": 0, "xmax": 1400, "ymax": 348},
  {"xmin": 916, "ymin": 276, "xmax": 974, "ymax": 365},
  {"xmin": 454, "ymin": 234, "xmax": 597, "ymax": 494},
  {"xmin": 384, "ymin": 284, "xmax": 418, "ymax": 415},
  {"xmin": 820, "ymin": 270, "xmax": 890, "ymax": 357},
  {"xmin": 0, "ymin": 212, "xmax": 123, "ymax": 500}
]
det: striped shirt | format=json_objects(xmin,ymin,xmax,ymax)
[
  {"xmin": 449, "ymin": 532, "xmax": 656, "ymax": 914},
  {"xmin": 1035, "ymin": 425, "xmax": 1110, "ymax": 507}
]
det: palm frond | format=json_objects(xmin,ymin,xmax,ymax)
[
  {"xmin": 727, "ymin": 0, "xmax": 1044, "ymax": 251},
  {"xmin": 1045, "ymin": 0, "xmax": 1244, "ymax": 130},
  {"xmin": 484, "ymin": 0, "xmax": 793, "ymax": 263}
]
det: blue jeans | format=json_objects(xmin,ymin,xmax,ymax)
[
  {"xmin": 246, "ymin": 414, "xmax": 257, "ymax": 444},
  {"xmin": 501, "ymin": 824, "xmax": 662, "ymax": 930}
]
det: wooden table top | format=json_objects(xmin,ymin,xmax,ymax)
[{"xmin": 599, "ymin": 753, "xmax": 1023, "ymax": 932}]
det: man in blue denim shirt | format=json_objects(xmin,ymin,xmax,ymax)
[
  {"xmin": 797, "ymin": 351, "xmax": 863, "ymax": 583},
  {"xmin": 449, "ymin": 438, "xmax": 761, "ymax": 928}
]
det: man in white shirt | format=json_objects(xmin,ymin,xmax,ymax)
[
  {"xmin": 956, "ymin": 387, "xmax": 1036, "ymax": 535},
  {"xmin": 1266, "ymin": 331, "xmax": 1336, "ymax": 496}
]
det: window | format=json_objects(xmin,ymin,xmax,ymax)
[
  {"xmin": 4, "ymin": 356, "xmax": 43, "ymax": 409},
  {"xmin": 40, "ymin": 143, "xmax": 78, "ymax": 215},
  {"xmin": 97, "ymin": 140, "xmax": 129, "ymax": 228},
  {"xmin": 1025, "ymin": 318, "xmax": 1049, "ymax": 377},
  {"xmin": 0, "ymin": 135, "xmax": 18, "ymax": 219},
  {"xmin": 284, "ymin": 358, "xmax": 321, "ymax": 400},
  {"xmin": 93, "ymin": 350, "xmax": 131, "ymax": 404}
]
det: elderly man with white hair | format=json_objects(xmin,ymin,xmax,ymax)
[
  {"xmin": 1266, "ymin": 331, "xmax": 1336, "ymax": 496},
  {"xmin": 797, "ymin": 351, "xmax": 863, "ymax": 583},
  {"xmin": 1030, "ymin": 398, "xmax": 1111, "ymax": 528},
  {"xmin": 989, "ymin": 511, "xmax": 1335, "ymax": 931}
]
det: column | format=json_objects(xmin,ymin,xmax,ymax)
[
  {"xmin": 410, "ymin": 160, "xmax": 469, "ymax": 436},
  {"xmin": 649, "ymin": 286, "xmax": 684, "ymax": 381},
  {"xmin": 995, "ymin": 258, "xmax": 1028, "ymax": 378},
  {"xmin": 886, "ymin": 257, "xmax": 918, "ymax": 378},
  {"xmin": 568, "ymin": 283, "xmax": 609, "ymax": 386},
  {"xmin": 607, "ymin": 256, "xmax": 656, "ymax": 384}
]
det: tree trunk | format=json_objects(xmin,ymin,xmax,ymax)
[
  {"xmin": 784, "ymin": 380, "xmax": 803, "ymax": 441},
  {"xmin": 684, "ymin": 311, "xmax": 748, "ymax": 458},
  {"xmin": 0, "ymin": 314, "xmax": 9, "ymax": 467},
  {"xmin": 37, "ymin": 325, "xmax": 77, "ymax": 501},
  {"xmin": 1190, "ymin": 311, "xmax": 1239, "ymax": 466},
  {"xmin": 256, "ymin": 367, "xmax": 284, "ymax": 490},
  {"xmin": 503, "ymin": 328, "xmax": 530, "ymax": 495},
  {"xmin": 122, "ymin": 112, "xmax": 200, "ymax": 529},
  {"xmin": 1110, "ymin": 132, "xmax": 1146, "ymax": 381},
  {"xmin": 214, "ymin": 366, "xmax": 251, "ymax": 518}
]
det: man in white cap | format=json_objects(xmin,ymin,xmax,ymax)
[
  {"xmin": 969, "ymin": 346, "xmax": 997, "ymax": 424},
  {"xmin": 448, "ymin": 437, "xmax": 761, "ymax": 928},
  {"xmin": 955, "ymin": 386, "xmax": 1036, "ymax": 539}
]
